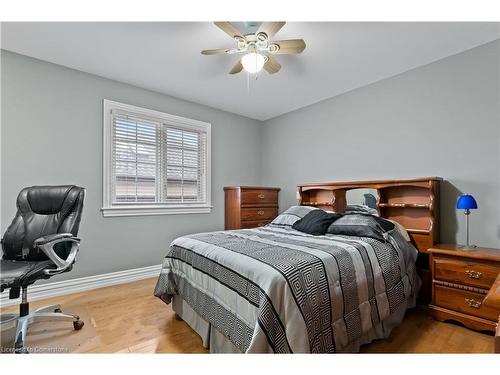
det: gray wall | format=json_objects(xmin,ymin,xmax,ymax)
[
  {"xmin": 1, "ymin": 50, "xmax": 262, "ymax": 280},
  {"xmin": 260, "ymin": 40, "xmax": 500, "ymax": 248}
]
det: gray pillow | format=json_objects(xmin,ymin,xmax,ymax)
[
  {"xmin": 326, "ymin": 213, "xmax": 394, "ymax": 241},
  {"xmin": 345, "ymin": 204, "xmax": 378, "ymax": 216},
  {"xmin": 271, "ymin": 205, "xmax": 318, "ymax": 227}
]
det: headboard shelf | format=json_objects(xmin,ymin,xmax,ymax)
[
  {"xmin": 378, "ymin": 203, "xmax": 430, "ymax": 208},
  {"xmin": 297, "ymin": 177, "xmax": 441, "ymax": 253},
  {"xmin": 301, "ymin": 201, "xmax": 335, "ymax": 206},
  {"xmin": 407, "ymin": 229, "xmax": 431, "ymax": 234},
  {"xmin": 299, "ymin": 177, "xmax": 439, "ymax": 188}
]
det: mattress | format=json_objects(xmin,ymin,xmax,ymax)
[{"xmin": 154, "ymin": 224, "xmax": 420, "ymax": 353}]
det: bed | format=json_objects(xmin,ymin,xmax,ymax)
[{"xmin": 154, "ymin": 177, "xmax": 441, "ymax": 353}]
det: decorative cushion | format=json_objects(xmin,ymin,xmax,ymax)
[
  {"xmin": 292, "ymin": 210, "xmax": 342, "ymax": 235},
  {"xmin": 270, "ymin": 205, "xmax": 318, "ymax": 227},
  {"xmin": 387, "ymin": 219, "xmax": 411, "ymax": 242},
  {"xmin": 345, "ymin": 204, "xmax": 379, "ymax": 216},
  {"xmin": 326, "ymin": 213, "xmax": 395, "ymax": 241}
]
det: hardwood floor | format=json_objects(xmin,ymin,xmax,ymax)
[{"xmin": 1, "ymin": 278, "xmax": 495, "ymax": 353}]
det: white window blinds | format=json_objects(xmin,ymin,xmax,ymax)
[
  {"xmin": 103, "ymin": 100, "xmax": 211, "ymax": 216},
  {"xmin": 112, "ymin": 114, "xmax": 158, "ymax": 203},
  {"xmin": 162, "ymin": 127, "xmax": 207, "ymax": 203}
]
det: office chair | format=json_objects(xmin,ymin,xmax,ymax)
[{"xmin": 0, "ymin": 185, "xmax": 85, "ymax": 353}]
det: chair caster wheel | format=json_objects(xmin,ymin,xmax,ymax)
[
  {"xmin": 73, "ymin": 320, "xmax": 84, "ymax": 330},
  {"xmin": 54, "ymin": 308, "xmax": 62, "ymax": 313}
]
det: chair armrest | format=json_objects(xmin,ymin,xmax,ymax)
[
  {"xmin": 34, "ymin": 233, "xmax": 81, "ymax": 276},
  {"xmin": 34, "ymin": 233, "xmax": 77, "ymax": 246}
]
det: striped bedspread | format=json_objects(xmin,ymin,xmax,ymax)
[{"xmin": 154, "ymin": 224, "xmax": 420, "ymax": 353}]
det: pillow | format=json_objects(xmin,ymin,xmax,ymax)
[
  {"xmin": 326, "ymin": 213, "xmax": 395, "ymax": 241},
  {"xmin": 345, "ymin": 204, "xmax": 379, "ymax": 216},
  {"xmin": 387, "ymin": 219, "xmax": 411, "ymax": 242},
  {"xmin": 292, "ymin": 210, "xmax": 342, "ymax": 235},
  {"xmin": 270, "ymin": 205, "xmax": 318, "ymax": 227}
]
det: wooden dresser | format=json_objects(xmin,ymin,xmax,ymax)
[
  {"xmin": 428, "ymin": 244, "xmax": 500, "ymax": 332},
  {"xmin": 224, "ymin": 186, "xmax": 280, "ymax": 230}
]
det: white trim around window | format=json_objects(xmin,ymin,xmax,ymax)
[{"xmin": 102, "ymin": 99, "xmax": 212, "ymax": 217}]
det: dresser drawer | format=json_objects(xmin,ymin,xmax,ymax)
[
  {"xmin": 241, "ymin": 207, "xmax": 278, "ymax": 221},
  {"xmin": 241, "ymin": 189, "xmax": 278, "ymax": 205},
  {"xmin": 225, "ymin": 186, "xmax": 280, "ymax": 230},
  {"xmin": 240, "ymin": 220, "xmax": 273, "ymax": 229},
  {"xmin": 434, "ymin": 284, "xmax": 499, "ymax": 321},
  {"xmin": 433, "ymin": 256, "xmax": 499, "ymax": 289}
]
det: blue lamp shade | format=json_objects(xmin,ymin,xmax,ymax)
[{"xmin": 456, "ymin": 194, "xmax": 478, "ymax": 210}]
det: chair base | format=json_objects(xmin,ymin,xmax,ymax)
[{"xmin": 0, "ymin": 304, "xmax": 84, "ymax": 353}]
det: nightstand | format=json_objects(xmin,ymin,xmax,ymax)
[
  {"xmin": 428, "ymin": 244, "xmax": 500, "ymax": 332},
  {"xmin": 484, "ymin": 273, "xmax": 500, "ymax": 352}
]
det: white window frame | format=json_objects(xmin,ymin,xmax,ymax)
[{"xmin": 102, "ymin": 99, "xmax": 212, "ymax": 217}]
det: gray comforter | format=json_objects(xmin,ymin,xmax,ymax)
[{"xmin": 154, "ymin": 224, "xmax": 420, "ymax": 353}]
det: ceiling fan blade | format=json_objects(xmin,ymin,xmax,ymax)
[
  {"xmin": 201, "ymin": 48, "xmax": 231, "ymax": 55},
  {"xmin": 214, "ymin": 22, "xmax": 243, "ymax": 40},
  {"xmin": 270, "ymin": 39, "xmax": 306, "ymax": 54},
  {"xmin": 256, "ymin": 22, "xmax": 285, "ymax": 40},
  {"xmin": 229, "ymin": 60, "xmax": 243, "ymax": 74},
  {"xmin": 263, "ymin": 55, "xmax": 281, "ymax": 74}
]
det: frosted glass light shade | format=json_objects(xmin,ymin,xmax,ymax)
[{"xmin": 241, "ymin": 53, "xmax": 265, "ymax": 73}]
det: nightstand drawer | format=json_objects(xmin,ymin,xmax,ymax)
[
  {"xmin": 241, "ymin": 189, "xmax": 278, "ymax": 205},
  {"xmin": 241, "ymin": 207, "xmax": 278, "ymax": 221},
  {"xmin": 434, "ymin": 284, "xmax": 499, "ymax": 321},
  {"xmin": 240, "ymin": 220, "xmax": 272, "ymax": 229},
  {"xmin": 433, "ymin": 256, "xmax": 499, "ymax": 289}
]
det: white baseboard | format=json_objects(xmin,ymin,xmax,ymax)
[{"xmin": 1, "ymin": 264, "xmax": 162, "ymax": 307}]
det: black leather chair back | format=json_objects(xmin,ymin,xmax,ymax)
[{"xmin": 2, "ymin": 186, "xmax": 85, "ymax": 261}]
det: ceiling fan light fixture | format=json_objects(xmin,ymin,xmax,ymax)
[
  {"xmin": 202, "ymin": 22, "xmax": 304, "ymax": 76},
  {"xmin": 241, "ymin": 52, "xmax": 265, "ymax": 74}
]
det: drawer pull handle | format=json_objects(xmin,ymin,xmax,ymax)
[
  {"xmin": 464, "ymin": 270, "xmax": 482, "ymax": 279},
  {"xmin": 258, "ymin": 194, "xmax": 265, "ymax": 199},
  {"xmin": 464, "ymin": 298, "xmax": 482, "ymax": 309},
  {"xmin": 257, "ymin": 210, "xmax": 265, "ymax": 216}
]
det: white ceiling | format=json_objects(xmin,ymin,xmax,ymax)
[{"xmin": 2, "ymin": 22, "xmax": 499, "ymax": 121}]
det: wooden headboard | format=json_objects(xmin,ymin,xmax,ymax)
[{"xmin": 297, "ymin": 177, "xmax": 441, "ymax": 253}]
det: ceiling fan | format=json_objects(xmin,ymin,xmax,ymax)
[{"xmin": 201, "ymin": 21, "xmax": 306, "ymax": 75}]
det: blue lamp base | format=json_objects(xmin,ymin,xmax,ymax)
[
  {"xmin": 458, "ymin": 244, "xmax": 477, "ymax": 250},
  {"xmin": 456, "ymin": 194, "xmax": 478, "ymax": 249}
]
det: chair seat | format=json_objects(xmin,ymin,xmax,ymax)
[{"xmin": 0, "ymin": 259, "xmax": 55, "ymax": 292}]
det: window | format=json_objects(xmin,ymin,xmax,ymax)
[{"xmin": 102, "ymin": 100, "xmax": 211, "ymax": 217}]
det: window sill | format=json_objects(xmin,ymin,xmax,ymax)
[{"xmin": 101, "ymin": 205, "xmax": 213, "ymax": 217}]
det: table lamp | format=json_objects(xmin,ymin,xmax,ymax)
[{"xmin": 456, "ymin": 194, "xmax": 478, "ymax": 249}]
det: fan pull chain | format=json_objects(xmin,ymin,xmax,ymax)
[{"xmin": 246, "ymin": 72, "xmax": 260, "ymax": 95}]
